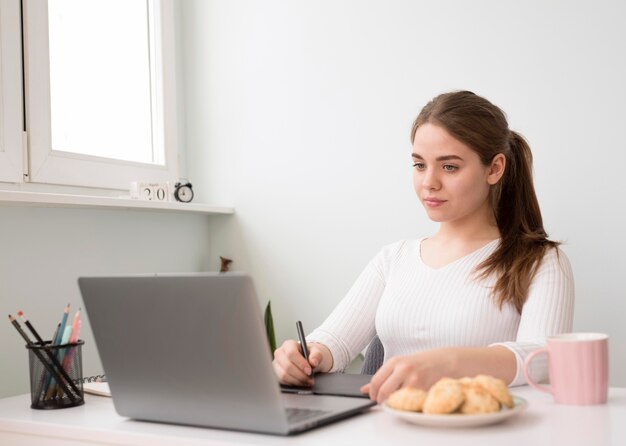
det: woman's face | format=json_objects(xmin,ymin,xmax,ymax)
[{"xmin": 412, "ymin": 123, "xmax": 503, "ymax": 225}]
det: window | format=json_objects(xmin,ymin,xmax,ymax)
[
  {"xmin": 1, "ymin": 0, "xmax": 178, "ymax": 190},
  {"xmin": 48, "ymin": 0, "xmax": 157, "ymax": 164},
  {"xmin": 0, "ymin": 0, "xmax": 24, "ymax": 183}
]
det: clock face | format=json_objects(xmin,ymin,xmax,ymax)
[{"xmin": 176, "ymin": 185, "xmax": 194, "ymax": 202}]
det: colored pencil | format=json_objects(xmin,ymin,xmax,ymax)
[
  {"xmin": 43, "ymin": 304, "xmax": 71, "ymax": 398},
  {"xmin": 17, "ymin": 311, "xmax": 45, "ymax": 344},
  {"xmin": 46, "ymin": 325, "xmax": 73, "ymax": 399},
  {"xmin": 56, "ymin": 319, "xmax": 83, "ymax": 398},
  {"xmin": 54, "ymin": 304, "xmax": 71, "ymax": 345}
]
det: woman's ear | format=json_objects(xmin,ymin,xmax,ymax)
[{"xmin": 487, "ymin": 153, "xmax": 506, "ymax": 185}]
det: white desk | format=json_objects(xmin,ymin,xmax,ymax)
[{"xmin": 1, "ymin": 387, "xmax": 625, "ymax": 446}]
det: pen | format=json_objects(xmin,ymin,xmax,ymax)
[{"xmin": 296, "ymin": 320, "xmax": 309, "ymax": 362}]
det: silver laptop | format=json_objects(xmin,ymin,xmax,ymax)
[{"xmin": 78, "ymin": 273, "xmax": 375, "ymax": 435}]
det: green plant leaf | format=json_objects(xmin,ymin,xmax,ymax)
[{"xmin": 264, "ymin": 301, "xmax": 277, "ymax": 354}]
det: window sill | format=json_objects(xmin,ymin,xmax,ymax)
[{"xmin": 0, "ymin": 190, "xmax": 234, "ymax": 215}]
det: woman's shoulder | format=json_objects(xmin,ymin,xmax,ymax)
[
  {"xmin": 380, "ymin": 238, "xmax": 423, "ymax": 253},
  {"xmin": 374, "ymin": 238, "xmax": 424, "ymax": 263},
  {"xmin": 367, "ymin": 239, "xmax": 423, "ymax": 279},
  {"xmin": 536, "ymin": 245, "xmax": 574, "ymax": 279}
]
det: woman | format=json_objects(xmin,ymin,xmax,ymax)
[{"xmin": 272, "ymin": 91, "xmax": 575, "ymax": 404}]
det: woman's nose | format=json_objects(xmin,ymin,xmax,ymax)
[{"xmin": 421, "ymin": 168, "xmax": 440, "ymax": 191}]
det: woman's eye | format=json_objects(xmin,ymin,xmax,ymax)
[
  {"xmin": 443, "ymin": 164, "xmax": 458, "ymax": 172},
  {"xmin": 412, "ymin": 162, "xmax": 425, "ymax": 170}
]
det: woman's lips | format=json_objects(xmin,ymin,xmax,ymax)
[{"xmin": 424, "ymin": 198, "xmax": 446, "ymax": 207}]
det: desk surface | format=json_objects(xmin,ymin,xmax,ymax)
[{"xmin": 1, "ymin": 387, "xmax": 625, "ymax": 446}]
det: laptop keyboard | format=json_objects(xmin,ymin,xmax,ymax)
[{"xmin": 286, "ymin": 407, "xmax": 331, "ymax": 424}]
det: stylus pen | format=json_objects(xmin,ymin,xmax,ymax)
[{"xmin": 296, "ymin": 320, "xmax": 309, "ymax": 362}]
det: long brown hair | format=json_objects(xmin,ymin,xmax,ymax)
[{"xmin": 411, "ymin": 91, "xmax": 559, "ymax": 313}]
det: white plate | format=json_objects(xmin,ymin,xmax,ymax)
[{"xmin": 383, "ymin": 396, "xmax": 528, "ymax": 428}]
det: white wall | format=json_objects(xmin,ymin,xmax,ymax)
[
  {"xmin": 180, "ymin": 0, "xmax": 626, "ymax": 385},
  {"xmin": 2, "ymin": 1, "xmax": 623, "ymax": 400},
  {"xmin": 0, "ymin": 207, "xmax": 214, "ymax": 397}
]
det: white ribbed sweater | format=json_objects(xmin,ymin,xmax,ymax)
[{"xmin": 307, "ymin": 238, "xmax": 575, "ymax": 386}]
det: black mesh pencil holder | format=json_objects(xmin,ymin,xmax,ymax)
[{"xmin": 26, "ymin": 340, "xmax": 85, "ymax": 409}]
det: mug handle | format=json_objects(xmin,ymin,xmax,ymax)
[{"xmin": 523, "ymin": 347, "xmax": 552, "ymax": 394}]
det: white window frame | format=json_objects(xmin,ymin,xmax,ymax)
[
  {"xmin": 0, "ymin": 0, "xmax": 24, "ymax": 183},
  {"xmin": 21, "ymin": 0, "xmax": 178, "ymax": 190}
]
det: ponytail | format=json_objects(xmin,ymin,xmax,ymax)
[{"xmin": 477, "ymin": 131, "xmax": 559, "ymax": 313}]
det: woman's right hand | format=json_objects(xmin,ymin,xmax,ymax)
[{"xmin": 272, "ymin": 340, "xmax": 332, "ymax": 386}]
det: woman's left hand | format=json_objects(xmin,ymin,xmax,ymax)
[{"xmin": 360, "ymin": 349, "xmax": 456, "ymax": 404}]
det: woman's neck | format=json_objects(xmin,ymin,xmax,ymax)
[
  {"xmin": 434, "ymin": 224, "xmax": 500, "ymax": 244},
  {"xmin": 434, "ymin": 207, "xmax": 500, "ymax": 244}
]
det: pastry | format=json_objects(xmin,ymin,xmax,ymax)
[
  {"xmin": 459, "ymin": 383, "xmax": 500, "ymax": 414},
  {"xmin": 422, "ymin": 378, "xmax": 464, "ymax": 414},
  {"xmin": 474, "ymin": 374, "xmax": 513, "ymax": 408},
  {"xmin": 386, "ymin": 386, "xmax": 427, "ymax": 412}
]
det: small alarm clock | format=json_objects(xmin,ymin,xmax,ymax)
[{"xmin": 173, "ymin": 181, "xmax": 194, "ymax": 203}]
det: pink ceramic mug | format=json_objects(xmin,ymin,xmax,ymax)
[{"xmin": 523, "ymin": 333, "xmax": 609, "ymax": 405}]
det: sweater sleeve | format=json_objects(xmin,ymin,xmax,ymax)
[
  {"xmin": 490, "ymin": 247, "xmax": 575, "ymax": 386},
  {"xmin": 306, "ymin": 243, "xmax": 401, "ymax": 372}
]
